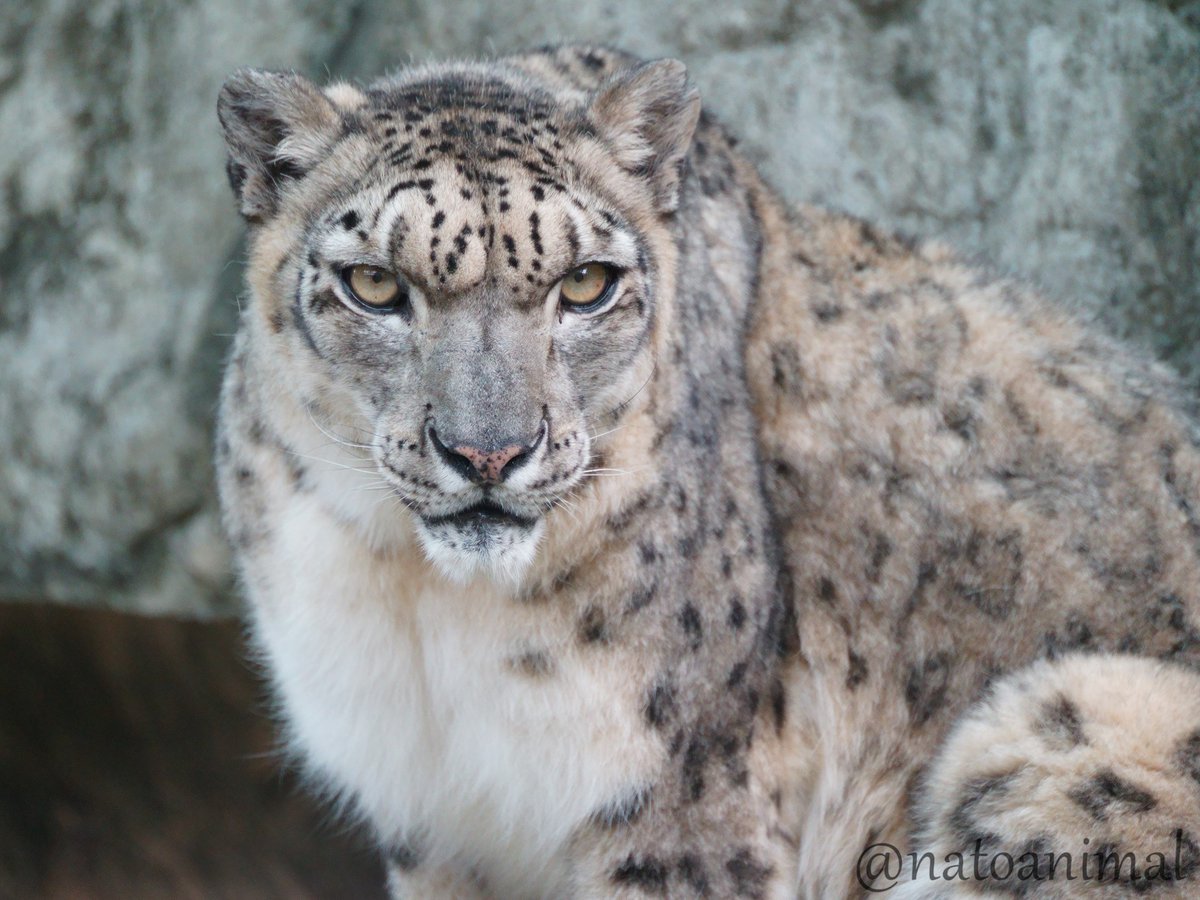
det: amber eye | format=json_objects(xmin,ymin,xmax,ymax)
[
  {"xmin": 343, "ymin": 265, "xmax": 406, "ymax": 311},
  {"xmin": 559, "ymin": 263, "xmax": 616, "ymax": 310}
]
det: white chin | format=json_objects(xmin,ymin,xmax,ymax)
[{"xmin": 414, "ymin": 518, "xmax": 544, "ymax": 585}]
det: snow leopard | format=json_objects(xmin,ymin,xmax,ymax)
[{"xmin": 214, "ymin": 44, "xmax": 1200, "ymax": 898}]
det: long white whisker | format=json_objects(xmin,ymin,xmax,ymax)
[
  {"xmin": 354, "ymin": 482, "xmax": 399, "ymax": 494},
  {"xmin": 584, "ymin": 364, "xmax": 655, "ymax": 458},
  {"xmin": 551, "ymin": 493, "xmax": 578, "ymax": 512},
  {"xmin": 609, "ymin": 362, "xmax": 657, "ymax": 418},
  {"xmin": 588, "ymin": 422, "xmax": 630, "ymax": 442},
  {"xmin": 285, "ymin": 447, "xmax": 381, "ymax": 477},
  {"xmin": 305, "ymin": 408, "xmax": 375, "ymax": 450},
  {"xmin": 302, "ymin": 437, "xmax": 378, "ymax": 456},
  {"xmin": 369, "ymin": 491, "xmax": 408, "ymax": 513},
  {"xmin": 549, "ymin": 496, "xmax": 581, "ymax": 525}
]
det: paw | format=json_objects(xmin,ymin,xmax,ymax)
[{"xmin": 905, "ymin": 654, "xmax": 1200, "ymax": 896}]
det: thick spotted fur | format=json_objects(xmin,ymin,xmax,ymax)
[
  {"xmin": 214, "ymin": 45, "xmax": 1200, "ymax": 898},
  {"xmin": 894, "ymin": 655, "xmax": 1200, "ymax": 897}
]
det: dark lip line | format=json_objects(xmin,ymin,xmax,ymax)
[{"xmin": 420, "ymin": 498, "xmax": 538, "ymax": 529}]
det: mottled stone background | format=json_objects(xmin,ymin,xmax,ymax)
[{"xmin": 2, "ymin": 0, "xmax": 1198, "ymax": 617}]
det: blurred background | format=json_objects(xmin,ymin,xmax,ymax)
[{"xmin": 0, "ymin": 0, "xmax": 1197, "ymax": 895}]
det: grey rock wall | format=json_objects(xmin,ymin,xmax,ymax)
[{"xmin": 1, "ymin": 0, "xmax": 1197, "ymax": 616}]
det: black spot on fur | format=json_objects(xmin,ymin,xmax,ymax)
[
  {"xmin": 290, "ymin": 297, "xmax": 324, "ymax": 358},
  {"xmin": 813, "ymin": 302, "xmax": 844, "ymax": 323},
  {"xmin": 1177, "ymin": 729, "xmax": 1200, "ymax": 787},
  {"xmin": 817, "ymin": 577, "xmax": 837, "ymax": 604},
  {"xmin": 942, "ymin": 400, "xmax": 976, "ymax": 442},
  {"xmin": 626, "ymin": 582, "xmax": 657, "ymax": 615},
  {"xmin": 680, "ymin": 603, "xmax": 703, "ymax": 650},
  {"xmin": 529, "ymin": 211, "xmax": 544, "ymax": 256},
  {"xmin": 677, "ymin": 854, "xmax": 711, "ymax": 894},
  {"xmin": 1068, "ymin": 769, "xmax": 1156, "ymax": 821},
  {"xmin": 1162, "ymin": 442, "xmax": 1200, "ymax": 540},
  {"xmin": 308, "ymin": 288, "xmax": 339, "ymax": 315},
  {"xmin": 864, "ymin": 290, "xmax": 894, "ymax": 311},
  {"xmin": 846, "ymin": 649, "xmax": 869, "ymax": 689},
  {"xmin": 770, "ymin": 343, "xmax": 803, "ymax": 394},
  {"xmin": 645, "ymin": 680, "xmax": 676, "ymax": 728},
  {"xmin": 1044, "ymin": 617, "xmax": 1096, "ymax": 658},
  {"xmin": 948, "ymin": 771, "xmax": 1015, "ymax": 850},
  {"xmin": 612, "ymin": 855, "xmax": 668, "ymax": 893},
  {"xmin": 609, "ymin": 489, "xmax": 657, "ymax": 532},
  {"xmin": 866, "ymin": 535, "xmax": 891, "ymax": 585},
  {"xmin": 668, "ymin": 728, "xmax": 686, "ymax": 757},
  {"xmin": 578, "ymin": 605, "xmax": 610, "ymax": 644},
  {"xmin": 385, "ymin": 180, "xmax": 418, "ymax": 201},
  {"xmin": 727, "ymin": 661, "xmax": 748, "ymax": 688},
  {"xmin": 339, "ymin": 210, "xmax": 360, "ymax": 230},
  {"xmin": 1037, "ymin": 694, "xmax": 1086, "ymax": 750},
  {"xmin": 509, "ymin": 650, "xmax": 554, "ymax": 678},
  {"xmin": 725, "ymin": 848, "xmax": 772, "ymax": 898},
  {"xmin": 770, "ymin": 677, "xmax": 787, "ymax": 733},
  {"xmin": 682, "ymin": 735, "xmax": 708, "ymax": 802},
  {"xmin": 904, "ymin": 653, "xmax": 951, "ymax": 726}
]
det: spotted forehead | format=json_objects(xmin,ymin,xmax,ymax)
[
  {"xmin": 314, "ymin": 75, "xmax": 643, "ymax": 298},
  {"xmin": 355, "ymin": 73, "xmax": 580, "ymax": 189},
  {"xmin": 365, "ymin": 73, "xmax": 571, "ymax": 134}
]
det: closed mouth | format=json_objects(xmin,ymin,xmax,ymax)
[{"xmin": 421, "ymin": 499, "xmax": 537, "ymax": 530}]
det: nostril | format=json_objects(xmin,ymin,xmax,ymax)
[
  {"xmin": 428, "ymin": 427, "xmax": 482, "ymax": 484},
  {"xmin": 499, "ymin": 445, "xmax": 531, "ymax": 479},
  {"xmin": 493, "ymin": 419, "xmax": 547, "ymax": 482}
]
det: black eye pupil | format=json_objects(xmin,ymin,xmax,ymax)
[{"xmin": 371, "ymin": 271, "xmax": 384, "ymax": 284}]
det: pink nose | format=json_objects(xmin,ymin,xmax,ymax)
[{"xmin": 452, "ymin": 444, "xmax": 527, "ymax": 484}]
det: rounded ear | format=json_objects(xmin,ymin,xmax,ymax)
[
  {"xmin": 217, "ymin": 68, "xmax": 340, "ymax": 221},
  {"xmin": 588, "ymin": 59, "xmax": 702, "ymax": 214}
]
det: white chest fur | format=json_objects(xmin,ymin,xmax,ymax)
[{"xmin": 246, "ymin": 488, "xmax": 658, "ymax": 897}]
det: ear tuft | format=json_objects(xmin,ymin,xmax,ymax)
[
  {"xmin": 589, "ymin": 59, "xmax": 702, "ymax": 213},
  {"xmin": 217, "ymin": 68, "xmax": 340, "ymax": 220}
]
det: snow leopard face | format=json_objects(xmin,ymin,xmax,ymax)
[{"xmin": 218, "ymin": 48, "xmax": 699, "ymax": 579}]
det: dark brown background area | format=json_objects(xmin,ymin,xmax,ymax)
[{"xmin": 0, "ymin": 604, "xmax": 384, "ymax": 898}]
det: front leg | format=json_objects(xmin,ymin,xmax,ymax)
[{"xmin": 566, "ymin": 729, "xmax": 797, "ymax": 899}]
